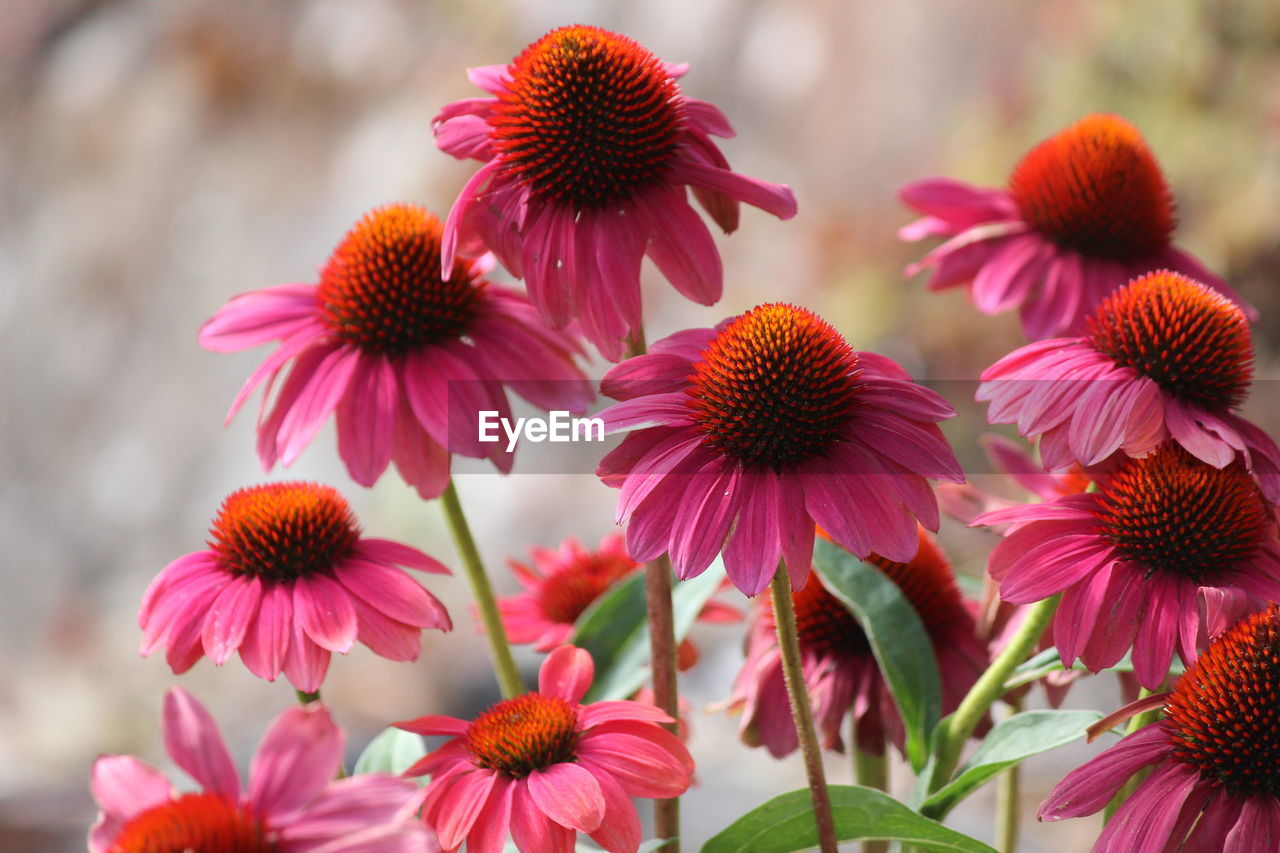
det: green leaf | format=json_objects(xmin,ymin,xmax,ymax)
[
  {"xmin": 352, "ymin": 726, "xmax": 428, "ymax": 777},
  {"xmin": 571, "ymin": 558, "xmax": 727, "ymax": 702},
  {"xmin": 920, "ymin": 710, "xmax": 1102, "ymax": 818},
  {"xmin": 811, "ymin": 538, "xmax": 942, "ymax": 771},
  {"xmin": 702, "ymin": 785, "xmax": 997, "ymax": 853}
]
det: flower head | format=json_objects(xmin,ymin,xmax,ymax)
[
  {"xmin": 396, "ymin": 646, "xmax": 693, "ymax": 853},
  {"xmin": 1040, "ymin": 604, "xmax": 1280, "ymax": 850},
  {"xmin": 900, "ymin": 113, "xmax": 1254, "ymax": 339},
  {"xmin": 434, "ymin": 25, "xmax": 798, "ymax": 360},
  {"xmin": 729, "ymin": 529, "xmax": 986, "ymax": 757},
  {"xmin": 976, "ymin": 270, "xmax": 1280, "ymax": 500},
  {"xmin": 976, "ymin": 444, "xmax": 1280, "ymax": 689},
  {"xmin": 89, "ymin": 687, "xmax": 430, "ymax": 853},
  {"xmin": 139, "ymin": 481, "xmax": 452, "ymax": 692},
  {"xmin": 496, "ymin": 533, "xmax": 739, "ymax": 660},
  {"xmin": 199, "ymin": 203, "xmax": 593, "ymax": 499},
  {"xmin": 596, "ymin": 303, "xmax": 963, "ymax": 595}
]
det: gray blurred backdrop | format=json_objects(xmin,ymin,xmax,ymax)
[{"xmin": 5, "ymin": 1, "xmax": 1280, "ymax": 850}]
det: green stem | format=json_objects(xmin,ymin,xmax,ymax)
[
  {"xmin": 853, "ymin": 739, "xmax": 888, "ymax": 853},
  {"xmin": 930, "ymin": 595, "xmax": 1060, "ymax": 792},
  {"xmin": 295, "ymin": 688, "xmax": 321, "ymax": 705},
  {"xmin": 440, "ymin": 479, "xmax": 525, "ymax": 699},
  {"xmin": 1103, "ymin": 688, "xmax": 1160, "ymax": 823},
  {"xmin": 771, "ymin": 569, "xmax": 839, "ymax": 853},
  {"xmin": 995, "ymin": 698, "xmax": 1023, "ymax": 852}
]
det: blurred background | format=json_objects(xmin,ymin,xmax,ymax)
[{"xmin": 5, "ymin": 0, "xmax": 1280, "ymax": 850}]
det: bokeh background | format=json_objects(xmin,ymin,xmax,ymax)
[{"xmin": 5, "ymin": 0, "xmax": 1280, "ymax": 850}]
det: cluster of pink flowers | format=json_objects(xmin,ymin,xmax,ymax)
[{"xmin": 91, "ymin": 17, "xmax": 1280, "ymax": 853}]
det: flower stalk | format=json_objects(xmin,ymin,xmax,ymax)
[{"xmin": 440, "ymin": 479, "xmax": 526, "ymax": 699}]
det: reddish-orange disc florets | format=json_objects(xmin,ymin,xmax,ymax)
[
  {"xmin": 537, "ymin": 551, "xmax": 639, "ymax": 625},
  {"xmin": 1166, "ymin": 604, "xmax": 1280, "ymax": 796},
  {"xmin": 1009, "ymin": 114, "xmax": 1174, "ymax": 260},
  {"xmin": 318, "ymin": 204, "xmax": 483, "ymax": 356},
  {"xmin": 1095, "ymin": 444, "xmax": 1271, "ymax": 583},
  {"xmin": 492, "ymin": 25, "xmax": 683, "ymax": 209},
  {"xmin": 792, "ymin": 532, "xmax": 966, "ymax": 658},
  {"xmin": 465, "ymin": 693, "xmax": 579, "ymax": 777},
  {"xmin": 687, "ymin": 304, "xmax": 863, "ymax": 471},
  {"xmin": 1086, "ymin": 271, "xmax": 1253, "ymax": 412},
  {"xmin": 209, "ymin": 483, "xmax": 359, "ymax": 581},
  {"xmin": 109, "ymin": 792, "xmax": 273, "ymax": 853}
]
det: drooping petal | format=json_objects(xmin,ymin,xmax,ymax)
[
  {"xmin": 163, "ymin": 687, "xmax": 241, "ymax": 800},
  {"xmin": 527, "ymin": 763, "xmax": 605, "ymax": 833},
  {"xmin": 248, "ymin": 704, "xmax": 344, "ymax": 819}
]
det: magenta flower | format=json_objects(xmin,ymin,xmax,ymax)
[
  {"xmin": 729, "ymin": 530, "xmax": 986, "ymax": 757},
  {"xmin": 496, "ymin": 532, "xmax": 739, "ymax": 661},
  {"xmin": 900, "ymin": 113, "xmax": 1254, "ymax": 339},
  {"xmin": 200, "ymin": 203, "xmax": 593, "ymax": 499},
  {"xmin": 975, "ymin": 444, "xmax": 1280, "ymax": 689},
  {"xmin": 1040, "ymin": 605, "xmax": 1280, "ymax": 851},
  {"xmin": 395, "ymin": 646, "xmax": 693, "ymax": 853},
  {"xmin": 89, "ymin": 687, "xmax": 430, "ymax": 853},
  {"xmin": 977, "ymin": 270, "xmax": 1280, "ymax": 500},
  {"xmin": 596, "ymin": 302, "xmax": 963, "ymax": 596},
  {"xmin": 140, "ymin": 482, "xmax": 451, "ymax": 693},
  {"xmin": 433, "ymin": 24, "xmax": 798, "ymax": 360}
]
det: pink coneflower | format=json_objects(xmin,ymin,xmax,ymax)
[
  {"xmin": 975, "ymin": 443, "xmax": 1280, "ymax": 690},
  {"xmin": 395, "ymin": 645, "xmax": 693, "ymax": 853},
  {"xmin": 596, "ymin": 302, "xmax": 963, "ymax": 596},
  {"xmin": 199, "ymin": 203, "xmax": 593, "ymax": 499},
  {"xmin": 89, "ymin": 687, "xmax": 430, "ymax": 853},
  {"xmin": 1040, "ymin": 604, "xmax": 1280, "ymax": 851},
  {"xmin": 433, "ymin": 24, "xmax": 798, "ymax": 360},
  {"xmin": 977, "ymin": 270, "xmax": 1280, "ymax": 499},
  {"xmin": 139, "ymin": 482, "xmax": 451, "ymax": 693},
  {"xmin": 729, "ymin": 529, "xmax": 986, "ymax": 757},
  {"xmin": 496, "ymin": 533, "xmax": 739, "ymax": 665},
  {"xmin": 900, "ymin": 113, "xmax": 1253, "ymax": 339}
]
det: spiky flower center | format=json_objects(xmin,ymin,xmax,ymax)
[
  {"xmin": 538, "ymin": 552, "xmax": 639, "ymax": 625},
  {"xmin": 1086, "ymin": 271, "xmax": 1252, "ymax": 412},
  {"xmin": 109, "ymin": 792, "xmax": 273, "ymax": 853},
  {"xmin": 465, "ymin": 693, "xmax": 579, "ymax": 777},
  {"xmin": 1095, "ymin": 445, "xmax": 1270, "ymax": 583},
  {"xmin": 791, "ymin": 534, "xmax": 965, "ymax": 658},
  {"xmin": 209, "ymin": 483, "xmax": 359, "ymax": 580},
  {"xmin": 318, "ymin": 204, "xmax": 483, "ymax": 356},
  {"xmin": 1166, "ymin": 604, "xmax": 1280, "ymax": 796},
  {"xmin": 492, "ymin": 25, "xmax": 683, "ymax": 209},
  {"xmin": 1008, "ymin": 114, "xmax": 1174, "ymax": 260},
  {"xmin": 687, "ymin": 304, "xmax": 863, "ymax": 471}
]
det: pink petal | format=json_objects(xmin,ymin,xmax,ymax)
[
  {"xmin": 336, "ymin": 354, "xmax": 397, "ymax": 486},
  {"xmin": 89, "ymin": 755, "xmax": 172, "ymax": 818},
  {"xmin": 277, "ymin": 344, "xmax": 362, "ymax": 466},
  {"xmin": 668, "ymin": 155, "xmax": 797, "ymax": 219},
  {"xmin": 520, "ymin": 202, "xmax": 580, "ymax": 329},
  {"xmin": 198, "ymin": 284, "xmax": 321, "ymax": 353},
  {"xmin": 539, "ymin": 646, "xmax": 594, "ymax": 703},
  {"xmin": 578, "ymin": 700, "xmax": 674, "ymax": 729},
  {"xmin": 528, "ymin": 763, "xmax": 605, "ymax": 832},
  {"xmin": 574, "ymin": 729, "xmax": 692, "ymax": 798},
  {"xmin": 722, "ymin": 472, "xmax": 784, "ymax": 596},
  {"xmin": 201, "ymin": 575, "xmax": 263, "ymax": 665},
  {"xmin": 464, "ymin": 775, "xmax": 514, "ymax": 853},
  {"xmin": 638, "ymin": 191, "xmax": 723, "ymax": 305},
  {"xmin": 335, "ymin": 560, "xmax": 450, "ymax": 629},
  {"xmin": 349, "ymin": 595, "xmax": 426, "ymax": 662},
  {"xmin": 666, "ymin": 463, "xmax": 741, "ymax": 580},
  {"xmin": 390, "ymin": 397, "xmax": 451, "ymax": 500},
  {"xmin": 255, "ymin": 341, "xmax": 340, "ymax": 468},
  {"xmin": 248, "ymin": 704, "xmax": 344, "ymax": 818},
  {"xmin": 1038, "ymin": 723, "xmax": 1170, "ymax": 819},
  {"xmin": 510, "ymin": 780, "xmax": 576, "ymax": 853},
  {"xmin": 683, "ymin": 98, "xmax": 735, "ymax": 137},
  {"xmin": 394, "ymin": 715, "xmax": 469, "ymax": 737},
  {"xmin": 466, "ymin": 64, "xmax": 510, "ymax": 95},
  {"xmin": 357, "ymin": 538, "xmax": 450, "ymax": 574},
  {"xmin": 282, "ymin": 620, "xmax": 331, "ymax": 693},
  {"xmin": 586, "ymin": 766, "xmax": 642, "ymax": 853},
  {"xmin": 294, "ymin": 574, "xmax": 359, "ymax": 653},
  {"xmin": 432, "ymin": 769, "xmax": 498, "ymax": 850},
  {"xmin": 239, "ymin": 581, "xmax": 292, "ymax": 681},
  {"xmin": 163, "ymin": 687, "xmax": 240, "ymax": 800},
  {"xmin": 276, "ymin": 774, "xmax": 426, "ymax": 845}
]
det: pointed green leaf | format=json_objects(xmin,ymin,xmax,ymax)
[
  {"xmin": 811, "ymin": 538, "xmax": 942, "ymax": 770},
  {"xmin": 920, "ymin": 709, "xmax": 1102, "ymax": 818},
  {"xmin": 702, "ymin": 785, "xmax": 996, "ymax": 853}
]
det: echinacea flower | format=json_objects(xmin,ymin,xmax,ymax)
[
  {"xmin": 977, "ymin": 270, "xmax": 1280, "ymax": 500},
  {"xmin": 199, "ymin": 203, "xmax": 593, "ymax": 499},
  {"xmin": 433, "ymin": 24, "xmax": 798, "ymax": 360},
  {"xmin": 89, "ymin": 687, "xmax": 430, "ymax": 853},
  {"xmin": 496, "ymin": 532, "xmax": 739, "ymax": 664},
  {"xmin": 395, "ymin": 646, "xmax": 693, "ymax": 853},
  {"xmin": 139, "ymin": 482, "xmax": 451, "ymax": 693},
  {"xmin": 900, "ymin": 113, "xmax": 1253, "ymax": 339},
  {"xmin": 975, "ymin": 443, "xmax": 1280, "ymax": 689},
  {"xmin": 1040, "ymin": 604, "xmax": 1280, "ymax": 851},
  {"xmin": 596, "ymin": 302, "xmax": 963, "ymax": 596},
  {"xmin": 728, "ymin": 529, "xmax": 986, "ymax": 757}
]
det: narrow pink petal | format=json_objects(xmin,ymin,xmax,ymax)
[
  {"xmin": 248, "ymin": 704, "xmax": 343, "ymax": 818},
  {"xmin": 638, "ymin": 191, "xmax": 723, "ymax": 305},
  {"xmin": 282, "ymin": 621, "xmax": 331, "ymax": 693},
  {"xmin": 390, "ymin": 397, "xmax": 451, "ymax": 500},
  {"xmin": 294, "ymin": 574, "xmax": 359, "ymax": 653},
  {"xmin": 198, "ymin": 285, "xmax": 321, "ymax": 353},
  {"xmin": 201, "ymin": 575, "xmax": 263, "ymax": 665},
  {"xmin": 681, "ymin": 126, "xmax": 741, "ymax": 233},
  {"xmin": 394, "ymin": 715, "xmax": 469, "ymax": 737},
  {"xmin": 539, "ymin": 646, "xmax": 594, "ymax": 703},
  {"xmin": 668, "ymin": 156, "xmax": 797, "ymax": 219},
  {"xmin": 1038, "ymin": 723, "xmax": 1170, "ymax": 819},
  {"xmin": 275, "ymin": 775, "xmax": 426, "ymax": 845},
  {"xmin": 574, "ymin": 729, "xmax": 692, "ymax": 798},
  {"xmin": 970, "ymin": 234, "xmax": 1046, "ymax": 314},
  {"xmin": 163, "ymin": 687, "xmax": 240, "ymax": 800},
  {"xmin": 528, "ymin": 763, "xmax": 605, "ymax": 832},
  {"xmin": 465, "ymin": 775, "xmax": 514, "ymax": 853},
  {"xmin": 510, "ymin": 781, "xmax": 576, "ymax": 853},
  {"xmin": 600, "ymin": 353, "xmax": 694, "ymax": 402},
  {"xmin": 356, "ymin": 538, "xmax": 450, "ymax": 574},
  {"xmin": 667, "ymin": 463, "xmax": 741, "ymax": 581},
  {"xmin": 335, "ymin": 560, "xmax": 450, "ymax": 629},
  {"xmin": 89, "ymin": 755, "xmax": 172, "ymax": 818},
  {"xmin": 278, "ymin": 345, "xmax": 362, "ymax": 466},
  {"xmin": 239, "ymin": 581, "xmax": 292, "ymax": 681},
  {"xmin": 1094, "ymin": 762, "xmax": 1199, "ymax": 853},
  {"xmin": 578, "ymin": 700, "xmax": 674, "ymax": 729},
  {"xmin": 586, "ymin": 766, "xmax": 642, "ymax": 853},
  {"xmin": 255, "ymin": 341, "xmax": 340, "ymax": 468},
  {"xmin": 1000, "ymin": 536, "xmax": 1113, "ymax": 603},
  {"xmin": 520, "ymin": 202, "xmax": 579, "ymax": 328},
  {"xmin": 898, "ymin": 177, "xmax": 1015, "ymax": 225},
  {"xmin": 441, "ymin": 160, "xmax": 500, "ymax": 273},
  {"xmin": 683, "ymin": 98, "xmax": 735, "ymax": 137},
  {"xmin": 1132, "ymin": 583, "xmax": 1182, "ymax": 690},
  {"xmin": 466, "ymin": 64, "xmax": 510, "ymax": 94},
  {"xmin": 336, "ymin": 354, "xmax": 397, "ymax": 486},
  {"xmin": 434, "ymin": 114, "xmax": 495, "ymax": 160},
  {"xmin": 568, "ymin": 208, "xmax": 633, "ymax": 361},
  {"xmin": 432, "ymin": 769, "xmax": 498, "ymax": 850},
  {"xmin": 722, "ymin": 472, "xmax": 783, "ymax": 597},
  {"xmin": 140, "ymin": 564, "xmax": 229, "ymax": 655},
  {"xmin": 223, "ymin": 326, "xmax": 329, "ymax": 426},
  {"xmin": 349, "ymin": 595, "xmax": 425, "ymax": 662},
  {"xmin": 1166, "ymin": 400, "xmax": 1237, "ymax": 468}
]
